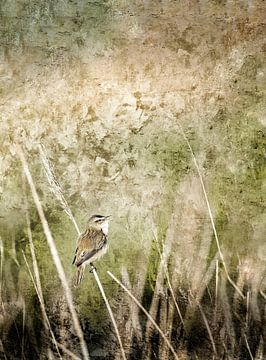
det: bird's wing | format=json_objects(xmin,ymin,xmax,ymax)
[
  {"xmin": 75, "ymin": 249, "xmax": 97, "ymax": 267},
  {"xmin": 73, "ymin": 228, "xmax": 106, "ymax": 267},
  {"xmin": 72, "ymin": 235, "xmax": 81, "ymax": 264}
]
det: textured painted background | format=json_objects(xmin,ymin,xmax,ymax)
[{"xmin": 0, "ymin": 1, "xmax": 265, "ymax": 359}]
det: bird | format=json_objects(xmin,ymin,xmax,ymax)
[{"xmin": 72, "ymin": 214, "xmax": 111, "ymax": 286}]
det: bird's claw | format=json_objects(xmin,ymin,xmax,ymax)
[{"xmin": 89, "ymin": 264, "xmax": 97, "ymax": 273}]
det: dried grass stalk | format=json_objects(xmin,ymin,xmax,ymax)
[
  {"xmin": 11, "ymin": 234, "xmax": 19, "ymax": 267},
  {"xmin": 219, "ymin": 274, "xmax": 236, "ymax": 352},
  {"xmin": 23, "ymin": 174, "xmax": 65, "ymax": 357},
  {"xmin": 145, "ymin": 240, "xmax": 171, "ymax": 341},
  {"xmin": 184, "ymin": 252, "xmax": 219, "ymax": 336},
  {"xmin": 56, "ymin": 342, "xmax": 82, "ymax": 360},
  {"xmin": 22, "ymin": 251, "xmax": 62, "ymax": 360},
  {"xmin": 244, "ymin": 334, "xmax": 254, "ymax": 360},
  {"xmin": 259, "ymin": 290, "xmax": 266, "ymax": 301},
  {"xmin": 215, "ymin": 259, "xmax": 219, "ymax": 307},
  {"xmin": 18, "ymin": 147, "xmax": 90, "ymax": 360},
  {"xmin": 38, "ymin": 144, "xmax": 126, "ymax": 360},
  {"xmin": 144, "ymin": 202, "xmax": 186, "ymax": 357},
  {"xmin": 39, "ymin": 144, "xmax": 80, "ymax": 234},
  {"xmin": 176, "ymin": 122, "xmax": 244, "ymax": 299},
  {"xmin": 0, "ymin": 339, "xmax": 8, "ymax": 360},
  {"xmin": 0, "ymin": 237, "xmax": 4, "ymax": 301},
  {"xmin": 153, "ymin": 230, "xmax": 184, "ymax": 326},
  {"xmin": 107, "ymin": 270, "xmax": 179, "ymax": 360},
  {"xmin": 189, "ymin": 290, "xmax": 217, "ymax": 356},
  {"xmin": 158, "ymin": 295, "xmax": 168, "ymax": 360},
  {"xmin": 25, "ymin": 204, "xmax": 46, "ymax": 313},
  {"xmin": 21, "ymin": 297, "xmax": 26, "ymax": 360},
  {"xmin": 121, "ymin": 266, "xmax": 142, "ymax": 340}
]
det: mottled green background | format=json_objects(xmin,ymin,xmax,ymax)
[{"xmin": 0, "ymin": 1, "xmax": 265, "ymax": 359}]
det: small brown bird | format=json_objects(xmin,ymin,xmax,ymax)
[{"xmin": 72, "ymin": 214, "xmax": 110, "ymax": 286}]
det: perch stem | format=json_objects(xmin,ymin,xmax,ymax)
[
  {"xmin": 39, "ymin": 144, "xmax": 126, "ymax": 360},
  {"xmin": 91, "ymin": 266, "xmax": 126, "ymax": 360}
]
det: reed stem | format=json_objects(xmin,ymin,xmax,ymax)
[
  {"xmin": 38, "ymin": 144, "xmax": 126, "ymax": 360},
  {"xmin": 176, "ymin": 122, "xmax": 244, "ymax": 299},
  {"xmin": 18, "ymin": 147, "xmax": 90, "ymax": 360},
  {"xmin": 107, "ymin": 270, "xmax": 179, "ymax": 360}
]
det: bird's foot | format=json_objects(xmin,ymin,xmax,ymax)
[{"xmin": 89, "ymin": 264, "xmax": 97, "ymax": 273}]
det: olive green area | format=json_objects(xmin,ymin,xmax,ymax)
[
  {"xmin": 0, "ymin": 1, "xmax": 265, "ymax": 359},
  {"xmin": 0, "ymin": 1, "xmax": 113, "ymax": 52}
]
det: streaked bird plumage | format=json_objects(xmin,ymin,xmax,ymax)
[{"xmin": 73, "ymin": 214, "xmax": 110, "ymax": 286}]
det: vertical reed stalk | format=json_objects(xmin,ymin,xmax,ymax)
[
  {"xmin": 259, "ymin": 290, "xmax": 266, "ymax": 300},
  {"xmin": 0, "ymin": 237, "xmax": 4, "ymax": 301},
  {"xmin": 153, "ymin": 230, "xmax": 184, "ymax": 326},
  {"xmin": 0, "ymin": 340, "xmax": 8, "ymax": 360},
  {"xmin": 219, "ymin": 274, "xmax": 236, "ymax": 352},
  {"xmin": 24, "ymin": 199, "xmax": 46, "ymax": 318},
  {"xmin": 22, "ymin": 251, "xmax": 62, "ymax": 359},
  {"xmin": 18, "ymin": 147, "xmax": 90, "ymax": 360},
  {"xmin": 190, "ymin": 291, "xmax": 217, "ymax": 356},
  {"xmin": 107, "ymin": 270, "xmax": 179, "ymax": 360},
  {"xmin": 158, "ymin": 296, "xmax": 168, "ymax": 360},
  {"xmin": 215, "ymin": 259, "xmax": 219, "ymax": 306},
  {"xmin": 38, "ymin": 144, "xmax": 126, "ymax": 360},
  {"xmin": 121, "ymin": 267, "xmax": 142, "ymax": 340},
  {"xmin": 214, "ymin": 259, "xmax": 219, "ymax": 325},
  {"xmin": 21, "ymin": 298, "xmax": 26, "ymax": 360},
  {"xmin": 23, "ymin": 247, "xmax": 81, "ymax": 360},
  {"xmin": 244, "ymin": 334, "xmax": 254, "ymax": 360},
  {"xmin": 11, "ymin": 234, "xmax": 19, "ymax": 267},
  {"xmin": 93, "ymin": 268, "xmax": 126, "ymax": 360},
  {"xmin": 246, "ymin": 290, "xmax": 250, "ymax": 326},
  {"xmin": 56, "ymin": 343, "xmax": 82, "ymax": 360},
  {"xmin": 38, "ymin": 144, "xmax": 80, "ymax": 235},
  {"xmin": 144, "ymin": 240, "xmax": 171, "ymax": 341},
  {"xmin": 22, "ymin": 183, "xmax": 67, "ymax": 358},
  {"xmin": 176, "ymin": 121, "xmax": 244, "ymax": 299}
]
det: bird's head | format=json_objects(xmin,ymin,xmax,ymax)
[{"xmin": 87, "ymin": 214, "xmax": 111, "ymax": 234}]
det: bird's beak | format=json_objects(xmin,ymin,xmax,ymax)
[{"xmin": 105, "ymin": 215, "xmax": 112, "ymax": 220}]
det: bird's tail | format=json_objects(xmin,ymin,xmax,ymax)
[{"xmin": 75, "ymin": 265, "xmax": 85, "ymax": 287}]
